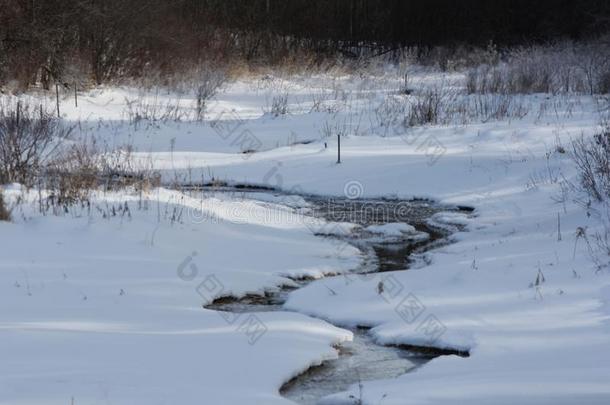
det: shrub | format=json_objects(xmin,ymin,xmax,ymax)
[
  {"xmin": 470, "ymin": 93, "xmax": 528, "ymax": 122},
  {"xmin": 128, "ymin": 64, "xmax": 227, "ymax": 122},
  {"xmin": 44, "ymin": 138, "xmax": 161, "ymax": 204},
  {"xmin": 0, "ymin": 190, "xmax": 9, "ymax": 221},
  {"xmin": 466, "ymin": 65, "xmax": 504, "ymax": 94},
  {"xmin": 597, "ymin": 69, "xmax": 610, "ymax": 95},
  {"xmin": 195, "ymin": 67, "xmax": 227, "ymax": 120},
  {"xmin": 320, "ymin": 119, "xmax": 350, "ymax": 139},
  {"xmin": 0, "ymin": 101, "xmax": 71, "ymax": 186},
  {"xmin": 124, "ymin": 93, "xmax": 188, "ymax": 126},
  {"xmin": 45, "ymin": 139, "xmax": 102, "ymax": 203},
  {"xmin": 376, "ymin": 83, "xmax": 528, "ymax": 132},
  {"xmin": 406, "ymin": 84, "xmax": 458, "ymax": 127},
  {"xmin": 572, "ymin": 121, "xmax": 610, "ymax": 202},
  {"xmin": 465, "ymin": 40, "xmax": 610, "ymax": 95},
  {"xmin": 266, "ymin": 93, "xmax": 289, "ymax": 117}
]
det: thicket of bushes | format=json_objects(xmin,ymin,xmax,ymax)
[
  {"xmin": 0, "ymin": 99, "xmax": 160, "ymax": 205},
  {"xmin": 466, "ymin": 40, "xmax": 610, "ymax": 95}
]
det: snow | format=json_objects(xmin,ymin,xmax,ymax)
[
  {"xmin": 365, "ymin": 222, "xmax": 416, "ymax": 236},
  {"xmin": 2, "ymin": 71, "xmax": 610, "ymax": 404},
  {"xmin": 0, "ymin": 188, "xmax": 359, "ymax": 404}
]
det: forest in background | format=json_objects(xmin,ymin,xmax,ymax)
[{"xmin": 1, "ymin": 0, "xmax": 609, "ymax": 89}]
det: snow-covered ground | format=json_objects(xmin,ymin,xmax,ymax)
[{"xmin": 1, "ymin": 71, "xmax": 610, "ymax": 404}]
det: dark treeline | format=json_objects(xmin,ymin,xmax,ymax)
[
  {"xmin": 215, "ymin": 0, "xmax": 609, "ymax": 47},
  {"xmin": 1, "ymin": 0, "xmax": 608, "ymax": 88}
]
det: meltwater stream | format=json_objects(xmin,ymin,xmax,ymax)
[{"xmin": 202, "ymin": 189, "xmax": 471, "ymax": 404}]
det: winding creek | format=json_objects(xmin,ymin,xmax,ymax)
[{"xmin": 201, "ymin": 189, "xmax": 472, "ymax": 404}]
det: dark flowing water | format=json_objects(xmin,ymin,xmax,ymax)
[{"xmin": 200, "ymin": 189, "xmax": 470, "ymax": 404}]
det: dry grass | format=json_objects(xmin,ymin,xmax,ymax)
[{"xmin": 44, "ymin": 139, "xmax": 161, "ymax": 205}]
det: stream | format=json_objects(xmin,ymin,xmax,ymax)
[{"xmin": 200, "ymin": 189, "xmax": 471, "ymax": 404}]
